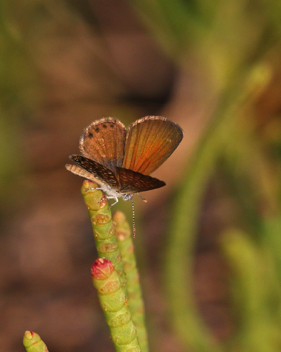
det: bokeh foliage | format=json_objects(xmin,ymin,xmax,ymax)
[
  {"xmin": 1, "ymin": 0, "xmax": 281, "ymax": 351},
  {"xmin": 130, "ymin": 0, "xmax": 281, "ymax": 351}
]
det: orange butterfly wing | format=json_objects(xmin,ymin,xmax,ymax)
[
  {"xmin": 79, "ymin": 118, "xmax": 126, "ymax": 171},
  {"xmin": 122, "ymin": 116, "xmax": 183, "ymax": 175}
]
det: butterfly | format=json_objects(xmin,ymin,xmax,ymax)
[{"xmin": 66, "ymin": 116, "xmax": 183, "ymax": 234}]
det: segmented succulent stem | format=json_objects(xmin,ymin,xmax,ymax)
[
  {"xmin": 113, "ymin": 211, "xmax": 148, "ymax": 352},
  {"xmin": 92, "ymin": 258, "xmax": 141, "ymax": 352},
  {"xmin": 81, "ymin": 180, "xmax": 127, "ymax": 291},
  {"xmin": 23, "ymin": 331, "xmax": 49, "ymax": 352}
]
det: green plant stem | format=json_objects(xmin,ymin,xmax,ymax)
[
  {"xmin": 23, "ymin": 331, "xmax": 48, "ymax": 352},
  {"xmin": 92, "ymin": 258, "xmax": 141, "ymax": 352},
  {"xmin": 165, "ymin": 64, "xmax": 268, "ymax": 352},
  {"xmin": 113, "ymin": 211, "xmax": 148, "ymax": 352},
  {"xmin": 220, "ymin": 228, "xmax": 281, "ymax": 352},
  {"xmin": 81, "ymin": 180, "xmax": 127, "ymax": 291}
]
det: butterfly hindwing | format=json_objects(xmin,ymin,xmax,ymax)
[
  {"xmin": 122, "ymin": 116, "xmax": 183, "ymax": 175},
  {"xmin": 79, "ymin": 118, "xmax": 126, "ymax": 171},
  {"xmin": 116, "ymin": 167, "xmax": 165, "ymax": 194}
]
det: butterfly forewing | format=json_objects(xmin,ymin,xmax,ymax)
[
  {"xmin": 122, "ymin": 116, "xmax": 183, "ymax": 175},
  {"xmin": 79, "ymin": 118, "xmax": 126, "ymax": 171},
  {"xmin": 116, "ymin": 167, "xmax": 165, "ymax": 194},
  {"xmin": 66, "ymin": 163, "xmax": 106, "ymax": 185},
  {"xmin": 70, "ymin": 155, "xmax": 121, "ymax": 190}
]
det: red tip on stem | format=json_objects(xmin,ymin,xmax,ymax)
[
  {"xmin": 24, "ymin": 331, "xmax": 34, "ymax": 339},
  {"xmin": 91, "ymin": 258, "xmax": 114, "ymax": 280}
]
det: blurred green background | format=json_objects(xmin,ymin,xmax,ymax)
[{"xmin": 1, "ymin": 1, "xmax": 281, "ymax": 351}]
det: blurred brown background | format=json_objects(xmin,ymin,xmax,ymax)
[{"xmin": 1, "ymin": 1, "xmax": 281, "ymax": 351}]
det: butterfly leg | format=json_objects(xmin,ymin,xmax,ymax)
[
  {"xmin": 110, "ymin": 199, "xmax": 118, "ymax": 207},
  {"xmin": 106, "ymin": 196, "xmax": 119, "ymax": 207}
]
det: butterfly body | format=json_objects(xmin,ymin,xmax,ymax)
[{"xmin": 66, "ymin": 116, "xmax": 183, "ymax": 204}]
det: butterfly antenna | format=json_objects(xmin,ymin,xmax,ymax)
[{"xmin": 130, "ymin": 198, "xmax": 137, "ymax": 238}]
